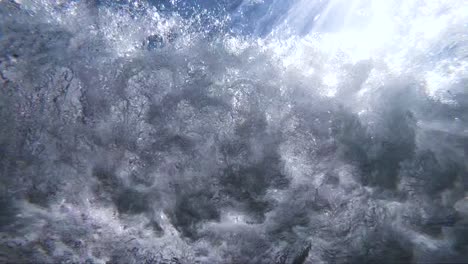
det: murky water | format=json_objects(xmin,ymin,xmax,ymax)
[{"xmin": 1, "ymin": 0, "xmax": 467, "ymax": 263}]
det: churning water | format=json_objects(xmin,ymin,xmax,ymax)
[{"xmin": 1, "ymin": 0, "xmax": 468, "ymax": 263}]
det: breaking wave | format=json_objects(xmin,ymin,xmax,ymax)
[{"xmin": 1, "ymin": 0, "xmax": 468, "ymax": 263}]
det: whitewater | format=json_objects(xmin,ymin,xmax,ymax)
[{"xmin": 0, "ymin": 0, "xmax": 467, "ymax": 263}]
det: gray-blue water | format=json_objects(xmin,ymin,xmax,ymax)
[{"xmin": 1, "ymin": 0, "xmax": 468, "ymax": 263}]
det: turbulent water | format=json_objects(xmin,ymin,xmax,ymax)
[{"xmin": 1, "ymin": 0, "xmax": 468, "ymax": 263}]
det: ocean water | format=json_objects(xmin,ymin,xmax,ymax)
[{"xmin": 1, "ymin": 0, "xmax": 468, "ymax": 263}]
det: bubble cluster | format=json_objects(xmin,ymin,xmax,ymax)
[{"xmin": 1, "ymin": 0, "xmax": 467, "ymax": 263}]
